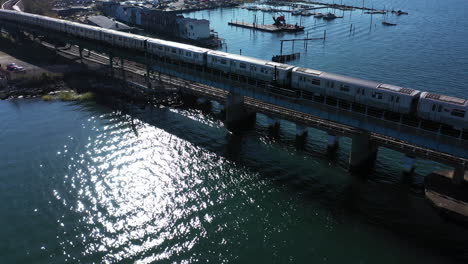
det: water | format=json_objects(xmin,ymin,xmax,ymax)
[
  {"xmin": 188, "ymin": 0, "xmax": 468, "ymax": 98},
  {"xmin": 1, "ymin": 0, "xmax": 468, "ymax": 263}
]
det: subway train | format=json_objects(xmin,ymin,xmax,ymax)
[{"xmin": 0, "ymin": 9, "xmax": 466, "ymax": 131}]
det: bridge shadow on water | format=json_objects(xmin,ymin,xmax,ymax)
[{"xmin": 71, "ymin": 71, "xmax": 468, "ymax": 263}]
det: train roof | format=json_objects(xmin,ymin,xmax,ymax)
[
  {"xmin": 377, "ymin": 84, "xmax": 420, "ymax": 96},
  {"xmin": 207, "ymin": 50, "xmax": 294, "ymax": 69},
  {"xmin": 292, "ymin": 67, "xmax": 323, "ymax": 76},
  {"xmin": 148, "ymin": 38, "xmax": 209, "ymax": 53},
  {"xmin": 321, "ymin": 72, "xmax": 381, "ymax": 89},
  {"xmin": 421, "ymin": 92, "xmax": 467, "ymax": 106}
]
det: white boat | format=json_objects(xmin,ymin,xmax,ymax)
[{"xmin": 291, "ymin": 9, "xmax": 303, "ymax": 16}]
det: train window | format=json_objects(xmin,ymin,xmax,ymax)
[
  {"xmin": 221, "ymin": 59, "xmax": 227, "ymax": 65},
  {"xmin": 171, "ymin": 48, "xmax": 176, "ymax": 53},
  {"xmin": 240, "ymin": 63, "xmax": 246, "ymax": 69},
  {"xmin": 372, "ymin": 92, "xmax": 383, "ymax": 99},
  {"xmin": 390, "ymin": 96, "xmax": 394, "ymax": 102},
  {"xmin": 432, "ymin": 104, "xmax": 436, "ymax": 111},
  {"xmin": 396, "ymin": 97, "xmax": 400, "ymax": 103},
  {"xmin": 451, "ymin": 109, "xmax": 465, "ymax": 118},
  {"xmin": 330, "ymin": 82, "xmax": 335, "ymax": 88},
  {"xmin": 185, "ymin": 51, "xmax": 191, "ymax": 57},
  {"xmin": 438, "ymin": 105, "xmax": 442, "ymax": 112},
  {"xmin": 312, "ymin": 79, "xmax": 320, "ymax": 86},
  {"xmin": 250, "ymin": 65, "xmax": 257, "ymax": 71},
  {"xmin": 340, "ymin": 84, "xmax": 350, "ymax": 92},
  {"xmin": 194, "ymin": 54, "xmax": 199, "ymax": 59}
]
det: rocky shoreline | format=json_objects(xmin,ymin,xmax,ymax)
[{"xmin": 0, "ymin": 79, "xmax": 70, "ymax": 100}]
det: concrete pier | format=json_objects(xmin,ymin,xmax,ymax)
[
  {"xmin": 402, "ymin": 155, "xmax": 416, "ymax": 174},
  {"xmin": 266, "ymin": 116, "xmax": 280, "ymax": 128},
  {"xmin": 327, "ymin": 133, "xmax": 339, "ymax": 150},
  {"xmin": 452, "ymin": 163, "xmax": 467, "ymax": 185},
  {"xmin": 349, "ymin": 132, "xmax": 378, "ymax": 172},
  {"xmin": 425, "ymin": 170, "xmax": 468, "ymax": 224},
  {"xmin": 295, "ymin": 124, "xmax": 308, "ymax": 137},
  {"xmin": 225, "ymin": 93, "xmax": 256, "ymax": 129}
]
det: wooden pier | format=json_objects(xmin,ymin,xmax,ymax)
[{"xmin": 228, "ymin": 21, "xmax": 304, "ymax": 33}]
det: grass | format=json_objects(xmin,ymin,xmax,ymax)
[
  {"xmin": 41, "ymin": 94, "xmax": 53, "ymax": 101},
  {"xmin": 42, "ymin": 91, "xmax": 94, "ymax": 102}
]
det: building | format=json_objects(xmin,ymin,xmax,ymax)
[
  {"xmin": 176, "ymin": 18, "xmax": 210, "ymax": 40},
  {"xmin": 100, "ymin": 1, "xmax": 214, "ymax": 41},
  {"xmin": 87, "ymin": 15, "xmax": 134, "ymax": 32}
]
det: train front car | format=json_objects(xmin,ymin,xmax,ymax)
[{"xmin": 417, "ymin": 92, "xmax": 468, "ymax": 130}]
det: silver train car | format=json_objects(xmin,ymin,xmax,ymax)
[
  {"xmin": 206, "ymin": 51, "xmax": 294, "ymax": 86},
  {"xmin": 417, "ymin": 92, "xmax": 468, "ymax": 129},
  {"xmin": 291, "ymin": 67, "xmax": 420, "ymax": 113},
  {"xmin": 0, "ymin": 9, "xmax": 466, "ymax": 131}
]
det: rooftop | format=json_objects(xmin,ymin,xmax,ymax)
[{"xmin": 87, "ymin": 15, "xmax": 133, "ymax": 31}]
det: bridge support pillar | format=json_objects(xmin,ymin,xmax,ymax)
[
  {"xmin": 327, "ymin": 133, "xmax": 339, "ymax": 150},
  {"xmin": 146, "ymin": 64, "xmax": 151, "ymax": 87},
  {"xmin": 402, "ymin": 155, "xmax": 416, "ymax": 174},
  {"xmin": 266, "ymin": 116, "xmax": 280, "ymax": 128},
  {"xmin": 349, "ymin": 132, "xmax": 378, "ymax": 172},
  {"xmin": 225, "ymin": 94, "xmax": 255, "ymax": 130},
  {"xmin": 296, "ymin": 124, "xmax": 308, "ymax": 137},
  {"xmin": 121, "ymin": 57, "xmax": 126, "ymax": 81},
  {"xmin": 78, "ymin": 46, "xmax": 83, "ymax": 66},
  {"xmin": 109, "ymin": 52, "xmax": 114, "ymax": 77},
  {"xmin": 452, "ymin": 163, "xmax": 467, "ymax": 185}
]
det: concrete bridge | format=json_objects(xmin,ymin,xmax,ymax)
[{"xmin": 0, "ymin": 15, "xmax": 466, "ymax": 183}]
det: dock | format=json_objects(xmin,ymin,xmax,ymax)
[
  {"xmin": 425, "ymin": 170, "xmax": 468, "ymax": 225},
  {"xmin": 228, "ymin": 21, "xmax": 304, "ymax": 33}
]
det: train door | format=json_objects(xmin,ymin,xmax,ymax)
[{"xmin": 430, "ymin": 103, "xmax": 442, "ymax": 122}]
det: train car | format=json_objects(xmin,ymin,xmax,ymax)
[
  {"xmin": 294, "ymin": 70, "xmax": 420, "ymax": 114},
  {"xmin": 291, "ymin": 67, "xmax": 325, "ymax": 96},
  {"xmin": 100, "ymin": 28, "xmax": 115, "ymax": 46},
  {"xmin": 64, "ymin": 21, "xmax": 81, "ymax": 37},
  {"xmin": 147, "ymin": 38, "xmax": 170, "ymax": 58},
  {"xmin": 173, "ymin": 43, "xmax": 208, "ymax": 65},
  {"xmin": 75, "ymin": 23, "xmax": 101, "ymax": 40},
  {"xmin": 206, "ymin": 51, "xmax": 294, "ymax": 86},
  {"xmin": 417, "ymin": 92, "xmax": 468, "ymax": 129},
  {"xmin": 112, "ymin": 31, "xmax": 146, "ymax": 51}
]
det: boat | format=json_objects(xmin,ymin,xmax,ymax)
[
  {"xmin": 314, "ymin": 12, "xmax": 324, "ymax": 18},
  {"xmin": 291, "ymin": 9, "xmax": 303, "ymax": 16},
  {"xmin": 301, "ymin": 11, "xmax": 313, "ymax": 16},
  {"xmin": 382, "ymin": 21, "xmax": 397, "ymax": 26},
  {"xmin": 392, "ymin": 10, "xmax": 409, "ymax": 15},
  {"xmin": 322, "ymin": 13, "xmax": 338, "ymax": 20}
]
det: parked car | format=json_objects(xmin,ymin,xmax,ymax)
[
  {"xmin": 6, "ymin": 63, "xmax": 17, "ymax": 71},
  {"xmin": 13, "ymin": 66, "xmax": 25, "ymax": 72}
]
